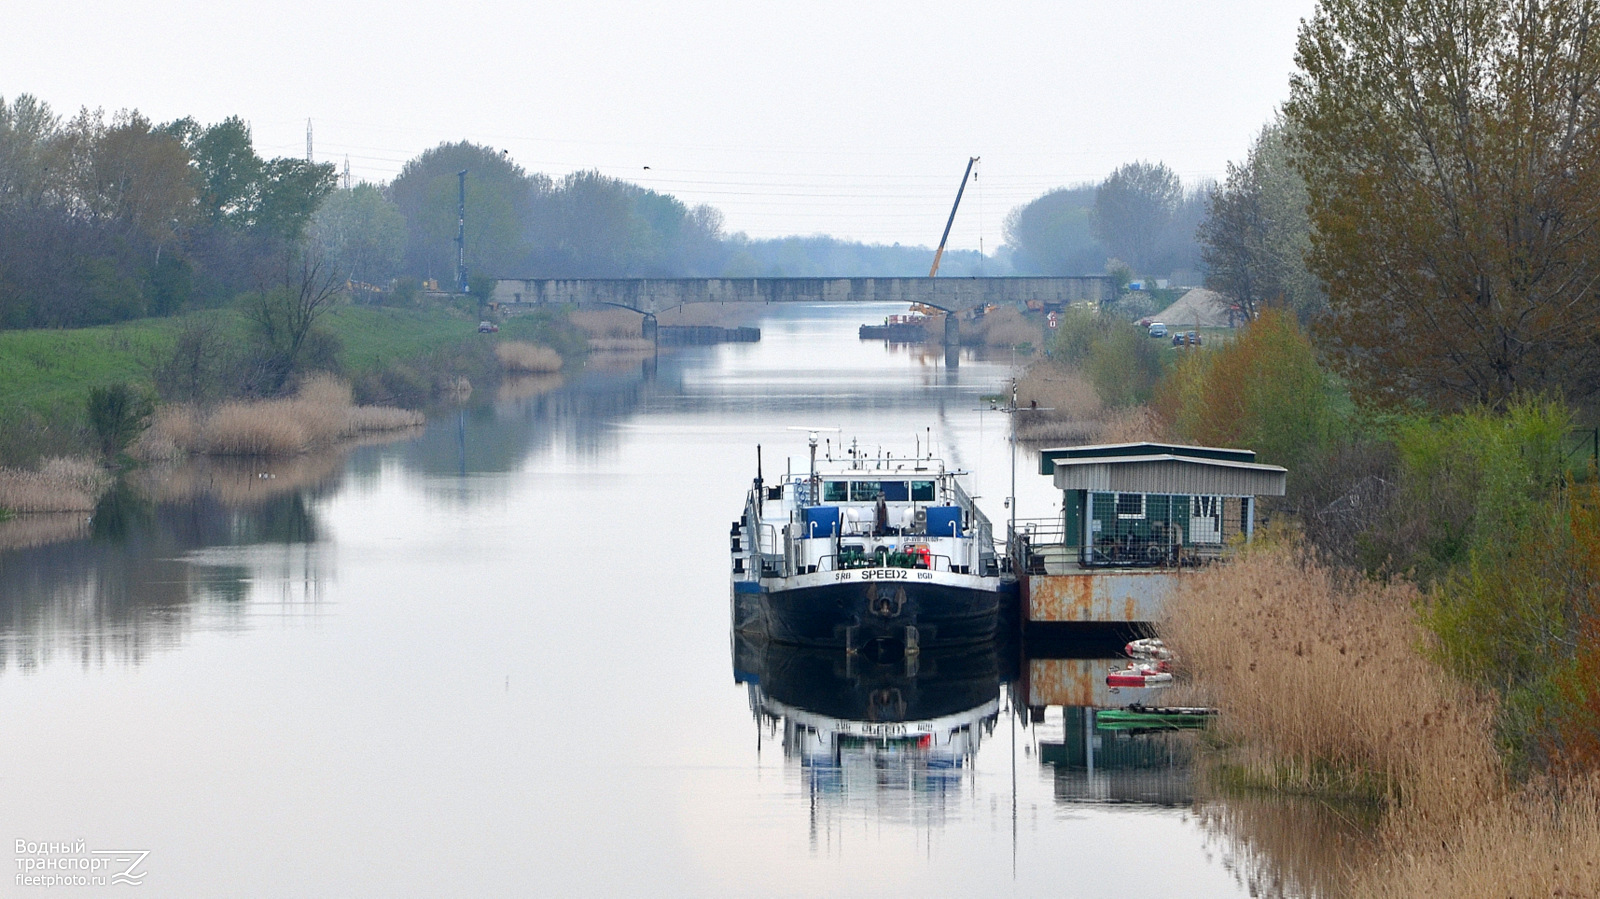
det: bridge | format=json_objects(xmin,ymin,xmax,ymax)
[{"xmin": 490, "ymin": 276, "xmax": 1113, "ymax": 316}]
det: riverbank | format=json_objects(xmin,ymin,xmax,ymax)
[
  {"xmin": 1159, "ymin": 541, "xmax": 1600, "ymax": 897},
  {"xmin": 0, "ymin": 302, "xmax": 583, "ymax": 468}
]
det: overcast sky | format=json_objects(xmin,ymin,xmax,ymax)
[{"xmin": 6, "ymin": 1, "xmax": 1317, "ymax": 249}]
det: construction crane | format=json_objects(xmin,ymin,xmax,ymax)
[{"xmin": 928, "ymin": 156, "xmax": 979, "ymax": 278}]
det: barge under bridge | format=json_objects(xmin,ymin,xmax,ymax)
[{"xmin": 489, "ymin": 276, "xmax": 1114, "ymax": 317}]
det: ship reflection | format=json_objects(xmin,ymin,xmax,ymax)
[
  {"xmin": 732, "ymin": 627, "xmax": 1203, "ymax": 822},
  {"xmin": 734, "ymin": 633, "xmax": 1003, "ymax": 826}
]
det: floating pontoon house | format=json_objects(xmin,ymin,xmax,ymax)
[{"xmin": 1012, "ymin": 443, "xmax": 1287, "ymax": 625}]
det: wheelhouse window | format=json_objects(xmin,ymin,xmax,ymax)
[
  {"xmin": 823, "ymin": 481, "xmax": 848, "ymax": 502},
  {"xmin": 847, "ymin": 481, "xmax": 911, "ymax": 502},
  {"xmin": 911, "ymin": 480, "xmax": 936, "ymax": 502}
]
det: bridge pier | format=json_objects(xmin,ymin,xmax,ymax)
[
  {"xmin": 943, "ymin": 313, "xmax": 959, "ymax": 347},
  {"xmin": 641, "ymin": 313, "xmax": 658, "ymax": 343}
]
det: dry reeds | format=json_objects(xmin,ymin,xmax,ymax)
[
  {"xmin": 585, "ymin": 336, "xmax": 655, "ymax": 352},
  {"xmin": 0, "ymin": 456, "xmax": 110, "ymax": 512},
  {"xmin": 966, "ymin": 306, "xmax": 1041, "ymax": 348},
  {"xmin": 1159, "ymin": 542, "xmax": 1503, "ymax": 829},
  {"xmin": 571, "ymin": 308, "xmax": 645, "ymax": 339},
  {"xmin": 1093, "ymin": 407, "xmax": 1168, "ymax": 444},
  {"xmin": 1351, "ymin": 773, "xmax": 1600, "ymax": 898},
  {"xmin": 494, "ymin": 341, "xmax": 563, "ymax": 373},
  {"xmin": 1012, "ymin": 364, "xmax": 1113, "ymax": 445},
  {"xmin": 135, "ymin": 375, "xmax": 424, "ymax": 458}
]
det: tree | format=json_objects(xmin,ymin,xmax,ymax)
[
  {"xmin": 165, "ymin": 115, "xmax": 261, "ymax": 228},
  {"xmin": 242, "ymin": 248, "xmax": 345, "ymax": 393},
  {"xmin": 1199, "ymin": 119, "xmax": 1323, "ymax": 323},
  {"xmin": 1287, "ymin": 0, "xmax": 1600, "ymax": 409},
  {"xmin": 254, "ymin": 156, "xmax": 337, "ymax": 240},
  {"xmin": 61, "ymin": 110, "xmax": 195, "ymax": 249},
  {"xmin": 389, "ymin": 141, "xmax": 533, "ymax": 283},
  {"xmin": 1092, "ymin": 162, "xmax": 1183, "ymax": 275},
  {"xmin": 162, "ymin": 116, "xmax": 334, "ymax": 240},
  {"xmin": 0, "ymin": 94, "xmax": 62, "ymax": 211},
  {"xmin": 311, "ymin": 183, "xmax": 406, "ymax": 283},
  {"xmin": 1002, "ymin": 185, "xmax": 1105, "ymax": 275}
]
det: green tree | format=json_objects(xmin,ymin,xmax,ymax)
[
  {"xmin": 1287, "ymin": 0, "xmax": 1600, "ymax": 409},
  {"xmin": 1092, "ymin": 162, "xmax": 1182, "ymax": 275},
  {"xmin": 389, "ymin": 142, "xmax": 533, "ymax": 284},
  {"xmin": 1002, "ymin": 185, "xmax": 1105, "ymax": 275},
  {"xmin": 1199, "ymin": 119, "xmax": 1324, "ymax": 323},
  {"xmin": 165, "ymin": 115, "xmax": 261, "ymax": 228},
  {"xmin": 311, "ymin": 183, "xmax": 405, "ymax": 283},
  {"xmin": 1157, "ymin": 309, "xmax": 1339, "ymax": 473},
  {"xmin": 0, "ymin": 94, "xmax": 62, "ymax": 211}
]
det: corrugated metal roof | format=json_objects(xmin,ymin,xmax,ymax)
[
  {"xmin": 1052, "ymin": 454, "xmax": 1287, "ymax": 496},
  {"xmin": 1037, "ymin": 442, "xmax": 1258, "ymax": 475}
]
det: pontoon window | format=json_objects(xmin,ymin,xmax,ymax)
[
  {"xmin": 1116, "ymin": 493, "xmax": 1146, "ymax": 519},
  {"xmin": 911, "ymin": 480, "xmax": 936, "ymax": 502},
  {"xmin": 823, "ymin": 481, "xmax": 849, "ymax": 502}
]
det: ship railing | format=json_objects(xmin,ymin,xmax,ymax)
[
  {"xmin": 1007, "ymin": 517, "xmax": 1221, "ymax": 572},
  {"xmin": 799, "ymin": 552, "xmax": 961, "ymax": 574}
]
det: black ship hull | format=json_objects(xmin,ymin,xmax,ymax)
[{"xmin": 754, "ymin": 579, "xmax": 1007, "ymax": 648}]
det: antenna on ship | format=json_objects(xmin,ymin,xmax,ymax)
[{"xmin": 786, "ymin": 427, "xmax": 838, "ymax": 504}]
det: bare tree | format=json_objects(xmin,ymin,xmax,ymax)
[{"xmin": 243, "ymin": 247, "xmax": 344, "ymax": 393}]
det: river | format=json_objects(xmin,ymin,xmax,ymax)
[{"xmin": 0, "ymin": 304, "xmax": 1319, "ymax": 897}]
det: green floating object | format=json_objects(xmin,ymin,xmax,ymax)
[{"xmin": 1095, "ymin": 705, "xmax": 1217, "ymax": 731}]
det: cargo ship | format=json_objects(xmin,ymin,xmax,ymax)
[{"xmin": 731, "ymin": 431, "xmax": 1010, "ymax": 650}]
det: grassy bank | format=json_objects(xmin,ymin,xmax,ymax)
[{"xmin": 0, "ymin": 302, "xmax": 580, "ymax": 468}]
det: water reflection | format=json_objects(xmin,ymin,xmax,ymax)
[
  {"xmin": 0, "ymin": 467, "xmax": 334, "ymax": 673},
  {"xmin": 732, "ymin": 624, "xmax": 1210, "ymax": 820},
  {"xmin": 735, "ymin": 633, "xmax": 1005, "ymax": 834}
]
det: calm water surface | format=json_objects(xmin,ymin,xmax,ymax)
[{"xmin": 1, "ymin": 305, "xmax": 1304, "ymax": 897}]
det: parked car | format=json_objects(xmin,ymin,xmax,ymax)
[
  {"xmin": 478, "ymin": 321, "xmax": 499, "ymax": 333},
  {"xmin": 1147, "ymin": 322, "xmax": 1168, "ymax": 338}
]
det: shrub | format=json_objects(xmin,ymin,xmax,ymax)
[
  {"xmin": 86, "ymin": 382, "xmax": 154, "ymax": 458},
  {"xmin": 1156, "ymin": 309, "xmax": 1338, "ymax": 471}
]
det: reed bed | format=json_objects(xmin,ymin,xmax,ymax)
[
  {"xmin": 0, "ymin": 456, "xmax": 111, "ymax": 512},
  {"xmin": 1352, "ymin": 773, "xmax": 1600, "ymax": 898},
  {"xmin": 965, "ymin": 306, "xmax": 1041, "ymax": 348},
  {"xmin": 494, "ymin": 341, "xmax": 563, "ymax": 373},
  {"xmin": 571, "ymin": 308, "xmax": 644, "ymax": 338},
  {"xmin": 586, "ymin": 336, "xmax": 655, "ymax": 352},
  {"xmin": 1159, "ymin": 543, "xmax": 1503, "ymax": 831},
  {"xmin": 136, "ymin": 375, "xmax": 424, "ymax": 458}
]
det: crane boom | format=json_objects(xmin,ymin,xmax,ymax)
[{"xmin": 928, "ymin": 156, "xmax": 979, "ymax": 278}]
